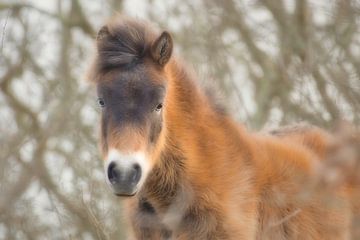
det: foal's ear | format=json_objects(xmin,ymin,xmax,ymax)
[
  {"xmin": 151, "ymin": 31, "xmax": 173, "ymax": 66},
  {"xmin": 97, "ymin": 26, "xmax": 109, "ymax": 42}
]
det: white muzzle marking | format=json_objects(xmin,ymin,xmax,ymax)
[{"xmin": 104, "ymin": 148, "xmax": 150, "ymax": 192}]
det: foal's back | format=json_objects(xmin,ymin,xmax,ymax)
[{"xmin": 253, "ymin": 125, "xmax": 351, "ymax": 239}]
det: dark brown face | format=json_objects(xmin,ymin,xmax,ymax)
[
  {"xmin": 97, "ymin": 65, "xmax": 166, "ymax": 151},
  {"xmin": 91, "ymin": 19, "xmax": 173, "ymax": 197},
  {"xmin": 97, "ymin": 65, "xmax": 166, "ymax": 196}
]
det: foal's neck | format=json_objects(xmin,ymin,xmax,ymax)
[
  {"xmin": 142, "ymin": 59, "xmax": 213, "ymax": 206},
  {"xmin": 163, "ymin": 57, "xmax": 254, "ymax": 187},
  {"xmin": 164, "ymin": 59, "xmax": 217, "ymax": 136}
]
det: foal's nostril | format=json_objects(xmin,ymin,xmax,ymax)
[
  {"xmin": 108, "ymin": 162, "xmax": 119, "ymax": 184},
  {"xmin": 130, "ymin": 164, "xmax": 141, "ymax": 184}
]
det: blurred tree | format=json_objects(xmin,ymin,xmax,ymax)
[
  {"xmin": 0, "ymin": 0, "xmax": 125, "ymax": 239},
  {"xmin": 0, "ymin": 0, "xmax": 359, "ymax": 239},
  {"xmin": 146, "ymin": 0, "xmax": 360, "ymax": 128}
]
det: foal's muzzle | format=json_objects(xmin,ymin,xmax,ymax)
[
  {"xmin": 105, "ymin": 149, "xmax": 147, "ymax": 196},
  {"xmin": 106, "ymin": 161, "xmax": 141, "ymax": 196}
]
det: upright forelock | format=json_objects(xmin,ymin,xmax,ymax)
[{"xmin": 95, "ymin": 17, "xmax": 157, "ymax": 72}]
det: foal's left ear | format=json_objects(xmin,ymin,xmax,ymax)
[{"xmin": 151, "ymin": 31, "xmax": 173, "ymax": 66}]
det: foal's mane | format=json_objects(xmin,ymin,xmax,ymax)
[{"xmin": 92, "ymin": 17, "xmax": 158, "ymax": 77}]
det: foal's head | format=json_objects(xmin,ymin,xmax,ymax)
[{"xmin": 89, "ymin": 18, "xmax": 173, "ymax": 196}]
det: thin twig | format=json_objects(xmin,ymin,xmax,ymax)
[
  {"xmin": 269, "ymin": 209, "xmax": 302, "ymax": 227},
  {"xmin": 1, "ymin": 9, "xmax": 10, "ymax": 54}
]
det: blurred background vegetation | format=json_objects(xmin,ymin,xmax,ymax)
[{"xmin": 0, "ymin": 0, "xmax": 359, "ymax": 239}]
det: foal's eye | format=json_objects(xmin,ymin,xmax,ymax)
[
  {"xmin": 98, "ymin": 98, "xmax": 105, "ymax": 107},
  {"xmin": 155, "ymin": 103, "xmax": 163, "ymax": 112}
]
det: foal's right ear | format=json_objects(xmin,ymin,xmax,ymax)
[{"xmin": 151, "ymin": 31, "xmax": 173, "ymax": 66}]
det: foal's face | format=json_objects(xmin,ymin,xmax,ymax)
[
  {"xmin": 94, "ymin": 26, "xmax": 173, "ymax": 196},
  {"xmin": 98, "ymin": 66, "xmax": 166, "ymax": 196}
]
